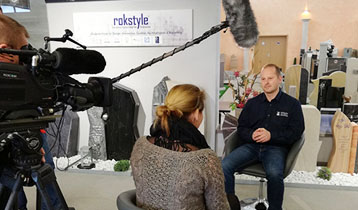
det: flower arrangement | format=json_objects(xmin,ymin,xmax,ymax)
[{"xmin": 229, "ymin": 70, "xmax": 260, "ymax": 110}]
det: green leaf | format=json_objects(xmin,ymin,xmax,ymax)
[{"xmin": 230, "ymin": 103, "xmax": 236, "ymax": 111}]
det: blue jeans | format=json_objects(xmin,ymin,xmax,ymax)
[
  {"xmin": 0, "ymin": 133, "xmax": 60, "ymax": 210},
  {"xmin": 222, "ymin": 143, "xmax": 288, "ymax": 210}
]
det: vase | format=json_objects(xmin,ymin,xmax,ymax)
[{"xmin": 235, "ymin": 108, "xmax": 243, "ymax": 118}]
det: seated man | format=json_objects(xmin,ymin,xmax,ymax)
[{"xmin": 222, "ymin": 64, "xmax": 304, "ymax": 210}]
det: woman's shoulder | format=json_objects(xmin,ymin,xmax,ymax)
[
  {"xmin": 185, "ymin": 148, "xmax": 222, "ymax": 170},
  {"xmin": 199, "ymin": 149, "xmax": 222, "ymax": 164}
]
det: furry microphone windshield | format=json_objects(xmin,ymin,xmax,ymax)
[{"xmin": 222, "ymin": 0, "xmax": 259, "ymax": 48}]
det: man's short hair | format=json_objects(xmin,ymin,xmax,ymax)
[
  {"xmin": 261, "ymin": 63, "xmax": 282, "ymax": 77},
  {"xmin": 0, "ymin": 14, "xmax": 29, "ymax": 48}
]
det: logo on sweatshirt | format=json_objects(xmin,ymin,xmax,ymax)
[{"xmin": 276, "ymin": 111, "xmax": 288, "ymax": 117}]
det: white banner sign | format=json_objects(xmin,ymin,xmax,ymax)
[{"xmin": 73, "ymin": 10, "xmax": 193, "ymax": 47}]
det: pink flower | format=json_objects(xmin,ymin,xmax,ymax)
[
  {"xmin": 237, "ymin": 102, "xmax": 245, "ymax": 108},
  {"xmin": 245, "ymin": 88, "xmax": 252, "ymax": 96},
  {"xmin": 229, "ymin": 72, "xmax": 260, "ymax": 110}
]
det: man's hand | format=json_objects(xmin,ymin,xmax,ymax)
[
  {"xmin": 252, "ymin": 128, "xmax": 271, "ymax": 143},
  {"xmin": 40, "ymin": 147, "xmax": 45, "ymax": 163}
]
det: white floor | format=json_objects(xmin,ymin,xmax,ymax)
[{"xmin": 20, "ymin": 170, "xmax": 358, "ymax": 210}]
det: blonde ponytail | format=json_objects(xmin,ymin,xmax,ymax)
[{"xmin": 154, "ymin": 84, "xmax": 205, "ymax": 136}]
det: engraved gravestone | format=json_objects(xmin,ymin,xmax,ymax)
[
  {"xmin": 328, "ymin": 111, "xmax": 353, "ymax": 173},
  {"xmin": 87, "ymin": 107, "xmax": 107, "ymax": 160}
]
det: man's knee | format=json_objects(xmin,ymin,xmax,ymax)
[
  {"xmin": 265, "ymin": 168, "xmax": 284, "ymax": 182},
  {"xmin": 221, "ymin": 158, "xmax": 233, "ymax": 175}
]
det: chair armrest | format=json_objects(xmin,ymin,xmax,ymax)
[
  {"xmin": 117, "ymin": 189, "xmax": 142, "ymax": 210},
  {"xmin": 223, "ymin": 131, "xmax": 245, "ymax": 158},
  {"xmin": 284, "ymin": 134, "xmax": 305, "ymax": 178}
]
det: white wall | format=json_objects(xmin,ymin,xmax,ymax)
[
  {"xmin": 46, "ymin": 0, "xmax": 221, "ymax": 149},
  {"xmin": 6, "ymin": 0, "xmax": 49, "ymax": 51}
]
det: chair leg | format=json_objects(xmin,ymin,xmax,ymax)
[
  {"xmin": 254, "ymin": 178, "xmax": 268, "ymax": 210},
  {"xmin": 258, "ymin": 178, "xmax": 265, "ymax": 202},
  {"xmin": 240, "ymin": 178, "xmax": 269, "ymax": 209}
]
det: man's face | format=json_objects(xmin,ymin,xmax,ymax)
[
  {"xmin": 0, "ymin": 33, "xmax": 28, "ymax": 64},
  {"xmin": 260, "ymin": 66, "xmax": 282, "ymax": 94}
]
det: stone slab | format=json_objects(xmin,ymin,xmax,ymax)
[
  {"xmin": 87, "ymin": 107, "xmax": 107, "ymax": 160},
  {"xmin": 328, "ymin": 111, "xmax": 353, "ymax": 173},
  {"xmin": 294, "ymin": 105, "xmax": 321, "ymax": 172}
]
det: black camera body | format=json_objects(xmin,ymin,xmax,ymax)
[
  {"xmin": 0, "ymin": 62, "xmax": 55, "ymax": 112},
  {"xmin": 0, "ymin": 62, "xmax": 113, "ymax": 115},
  {"xmin": 0, "ymin": 45, "xmax": 113, "ymax": 169}
]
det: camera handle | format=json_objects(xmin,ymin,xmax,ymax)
[{"xmin": 44, "ymin": 29, "xmax": 87, "ymax": 50}]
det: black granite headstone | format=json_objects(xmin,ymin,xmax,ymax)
[
  {"xmin": 344, "ymin": 103, "xmax": 358, "ymax": 123},
  {"xmin": 310, "ymin": 54, "xmax": 319, "ymax": 81},
  {"xmin": 327, "ymin": 57, "xmax": 346, "ymax": 72},
  {"xmin": 104, "ymin": 83, "xmax": 145, "ymax": 160},
  {"xmin": 299, "ymin": 68, "xmax": 309, "ymax": 104},
  {"xmin": 46, "ymin": 106, "xmax": 79, "ymax": 157},
  {"xmin": 317, "ymin": 79, "xmax": 345, "ymax": 110}
]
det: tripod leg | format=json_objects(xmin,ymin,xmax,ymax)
[
  {"xmin": 36, "ymin": 189, "xmax": 41, "ymax": 210},
  {"xmin": 32, "ymin": 172, "xmax": 54, "ymax": 210},
  {"xmin": 50, "ymin": 181, "xmax": 69, "ymax": 209},
  {"xmin": 5, "ymin": 175, "xmax": 22, "ymax": 210},
  {"xmin": 0, "ymin": 183, "xmax": 11, "ymax": 210},
  {"xmin": 0, "ymin": 182, "xmax": 5, "ymax": 197},
  {"xmin": 32, "ymin": 164, "xmax": 71, "ymax": 210}
]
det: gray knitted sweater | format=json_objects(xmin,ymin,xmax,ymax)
[{"xmin": 130, "ymin": 137, "xmax": 230, "ymax": 210}]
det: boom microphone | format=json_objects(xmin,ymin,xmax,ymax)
[
  {"xmin": 51, "ymin": 48, "xmax": 106, "ymax": 75},
  {"xmin": 222, "ymin": 0, "xmax": 259, "ymax": 48}
]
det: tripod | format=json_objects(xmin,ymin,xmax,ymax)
[{"xmin": 0, "ymin": 163, "xmax": 73, "ymax": 210}]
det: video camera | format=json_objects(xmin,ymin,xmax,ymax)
[{"xmin": 0, "ymin": 30, "xmax": 112, "ymax": 170}]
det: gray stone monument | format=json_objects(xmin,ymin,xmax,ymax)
[
  {"xmin": 87, "ymin": 107, "xmax": 107, "ymax": 160},
  {"xmin": 46, "ymin": 106, "xmax": 79, "ymax": 158},
  {"xmin": 343, "ymin": 48, "xmax": 353, "ymax": 58},
  {"xmin": 345, "ymin": 58, "xmax": 358, "ymax": 103},
  {"xmin": 152, "ymin": 76, "xmax": 170, "ymax": 121}
]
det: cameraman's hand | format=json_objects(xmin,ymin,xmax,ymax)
[{"xmin": 40, "ymin": 147, "xmax": 45, "ymax": 163}]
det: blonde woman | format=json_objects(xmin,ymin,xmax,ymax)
[{"xmin": 130, "ymin": 84, "xmax": 229, "ymax": 210}]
